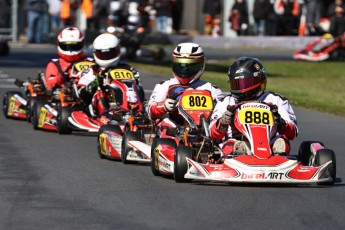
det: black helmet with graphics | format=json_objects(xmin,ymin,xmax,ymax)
[{"xmin": 228, "ymin": 57, "xmax": 267, "ymax": 101}]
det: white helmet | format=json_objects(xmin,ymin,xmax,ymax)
[
  {"xmin": 93, "ymin": 33, "xmax": 121, "ymax": 68},
  {"xmin": 57, "ymin": 27, "xmax": 84, "ymax": 62},
  {"xmin": 172, "ymin": 43, "xmax": 205, "ymax": 85}
]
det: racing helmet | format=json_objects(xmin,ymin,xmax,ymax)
[
  {"xmin": 57, "ymin": 27, "xmax": 84, "ymax": 62},
  {"xmin": 93, "ymin": 33, "xmax": 121, "ymax": 68},
  {"xmin": 228, "ymin": 57, "xmax": 267, "ymax": 101},
  {"xmin": 171, "ymin": 43, "xmax": 205, "ymax": 85}
]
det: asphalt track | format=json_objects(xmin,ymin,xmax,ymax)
[{"xmin": 0, "ymin": 45, "xmax": 344, "ymax": 230}]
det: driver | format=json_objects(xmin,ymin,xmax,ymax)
[
  {"xmin": 45, "ymin": 27, "xmax": 88, "ymax": 94},
  {"xmin": 148, "ymin": 42, "xmax": 224, "ymax": 138},
  {"xmin": 78, "ymin": 33, "xmax": 145, "ymax": 117},
  {"xmin": 210, "ymin": 57, "xmax": 298, "ymax": 156}
]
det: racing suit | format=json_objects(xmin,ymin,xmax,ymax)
[
  {"xmin": 148, "ymin": 78, "xmax": 224, "ymax": 137},
  {"xmin": 45, "ymin": 58, "xmax": 78, "ymax": 90},
  {"xmin": 210, "ymin": 91, "xmax": 298, "ymax": 155},
  {"xmin": 77, "ymin": 62, "xmax": 145, "ymax": 116}
]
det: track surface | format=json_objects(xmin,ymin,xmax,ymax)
[{"xmin": 0, "ymin": 46, "xmax": 344, "ymax": 230}]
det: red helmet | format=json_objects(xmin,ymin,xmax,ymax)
[
  {"xmin": 57, "ymin": 27, "xmax": 84, "ymax": 62},
  {"xmin": 171, "ymin": 43, "xmax": 205, "ymax": 85}
]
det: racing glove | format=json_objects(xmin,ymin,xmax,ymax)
[
  {"xmin": 271, "ymin": 107, "xmax": 286, "ymax": 131},
  {"xmin": 216, "ymin": 110, "xmax": 234, "ymax": 132},
  {"xmin": 164, "ymin": 98, "xmax": 177, "ymax": 112},
  {"xmin": 86, "ymin": 80, "xmax": 99, "ymax": 94}
]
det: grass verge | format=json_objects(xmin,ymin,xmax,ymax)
[{"xmin": 129, "ymin": 59, "xmax": 345, "ymax": 117}]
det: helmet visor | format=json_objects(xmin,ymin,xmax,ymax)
[
  {"xmin": 230, "ymin": 77, "xmax": 263, "ymax": 93},
  {"xmin": 94, "ymin": 46, "xmax": 121, "ymax": 61},
  {"xmin": 59, "ymin": 42, "xmax": 84, "ymax": 52},
  {"xmin": 171, "ymin": 57, "xmax": 204, "ymax": 78}
]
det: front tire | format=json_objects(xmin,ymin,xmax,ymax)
[
  {"xmin": 97, "ymin": 124, "xmax": 122, "ymax": 159},
  {"xmin": 31, "ymin": 100, "xmax": 46, "ymax": 130},
  {"xmin": 174, "ymin": 145, "xmax": 193, "ymax": 183},
  {"xmin": 56, "ymin": 106, "xmax": 73, "ymax": 134},
  {"xmin": 121, "ymin": 130, "xmax": 141, "ymax": 164},
  {"xmin": 150, "ymin": 138, "xmax": 176, "ymax": 176},
  {"xmin": 297, "ymin": 141, "xmax": 324, "ymax": 166},
  {"xmin": 3, "ymin": 91, "xmax": 24, "ymax": 118},
  {"xmin": 315, "ymin": 149, "xmax": 336, "ymax": 185}
]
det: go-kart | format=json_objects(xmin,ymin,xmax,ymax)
[
  {"xmin": 31, "ymin": 60, "xmax": 96, "ymax": 134},
  {"xmin": 175, "ymin": 101, "xmax": 336, "ymax": 185},
  {"xmin": 96, "ymin": 68, "xmax": 153, "ymax": 162},
  {"xmin": 293, "ymin": 33, "xmax": 345, "ymax": 61},
  {"xmin": 97, "ymin": 107, "xmax": 154, "ymax": 163},
  {"xmin": 2, "ymin": 72, "xmax": 48, "ymax": 121},
  {"xmin": 150, "ymin": 89, "xmax": 215, "ymax": 179},
  {"xmin": 69, "ymin": 66, "xmax": 146, "ymax": 133}
]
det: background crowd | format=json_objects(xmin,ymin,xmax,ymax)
[{"xmin": 0, "ymin": 0, "xmax": 344, "ymax": 44}]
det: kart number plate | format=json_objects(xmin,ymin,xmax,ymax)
[
  {"xmin": 181, "ymin": 95, "xmax": 213, "ymax": 110},
  {"xmin": 74, "ymin": 61, "xmax": 96, "ymax": 72},
  {"xmin": 238, "ymin": 108, "xmax": 274, "ymax": 125},
  {"xmin": 38, "ymin": 107, "xmax": 47, "ymax": 128},
  {"xmin": 109, "ymin": 69, "xmax": 135, "ymax": 80}
]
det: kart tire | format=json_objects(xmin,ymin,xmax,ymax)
[
  {"xmin": 97, "ymin": 124, "xmax": 122, "ymax": 159},
  {"xmin": 315, "ymin": 149, "xmax": 336, "ymax": 185},
  {"xmin": 3, "ymin": 91, "xmax": 23, "ymax": 118},
  {"xmin": 297, "ymin": 141, "xmax": 324, "ymax": 166},
  {"xmin": 31, "ymin": 100, "xmax": 46, "ymax": 130},
  {"xmin": 26, "ymin": 97, "xmax": 37, "ymax": 123},
  {"xmin": 174, "ymin": 145, "xmax": 193, "ymax": 183},
  {"xmin": 56, "ymin": 106, "xmax": 73, "ymax": 134},
  {"xmin": 150, "ymin": 138, "xmax": 176, "ymax": 176},
  {"xmin": 121, "ymin": 130, "xmax": 141, "ymax": 164}
]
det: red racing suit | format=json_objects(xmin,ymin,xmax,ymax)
[
  {"xmin": 210, "ymin": 91, "xmax": 298, "ymax": 155},
  {"xmin": 45, "ymin": 55, "xmax": 94, "ymax": 89},
  {"xmin": 148, "ymin": 78, "xmax": 224, "ymax": 137}
]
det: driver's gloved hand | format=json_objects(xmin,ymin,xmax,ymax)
[
  {"xmin": 220, "ymin": 110, "xmax": 234, "ymax": 126},
  {"xmin": 164, "ymin": 99, "xmax": 177, "ymax": 112},
  {"xmin": 271, "ymin": 107, "xmax": 286, "ymax": 130}
]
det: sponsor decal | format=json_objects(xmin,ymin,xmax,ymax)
[{"xmin": 240, "ymin": 172, "xmax": 284, "ymax": 180}]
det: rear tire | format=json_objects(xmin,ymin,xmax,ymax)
[
  {"xmin": 150, "ymin": 138, "xmax": 176, "ymax": 176},
  {"xmin": 57, "ymin": 106, "xmax": 73, "ymax": 134},
  {"xmin": 121, "ymin": 130, "xmax": 141, "ymax": 164},
  {"xmin": 3, "ymin": 91, "xmax": 24, "ymax": 118},
  {"xmin": 31, "ymin": 100, "xmax": 46, "ymax": 130},
  {"xmin": 297, "ymin": 141, "xmax": 324, "ymax": 166},
  {"xmin": 315, "ymin": 149, "xmax": 336, "ymax": 185},
  {"xmin": 26, "ymin": 97, "xmax": 37, "ymax": 122},
  {"xmin": 174, "ymin": 145, "xmax": 193, "ymax": 183},
  {"xmin": 97, "ymin": 124, "xmax": 122, "ymax": 159}
]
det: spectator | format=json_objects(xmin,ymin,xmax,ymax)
[
  {"xmin": 274, "ymin": 0, "xmax": 300, "ymax": 35},
  {"xmin": 153, "ymin": 0, "xmax": 171, "ymax": 34},
  {"xmin": 0, "ymin": 0, "xmax": 10, "ymax": 28},
  {"xmin": 170, "ymin": 0, "xmax": 183, "ymax": 34},
  {"xmin": 306, "ymin": 0, "xmax": 323, "ymax": 35},
  {"xmin": 60, "ymin": 0, "xmax": 82, "ymax": 27},
  {"xmin": 203, "ymin": 0, "xmax": 222, "ymax": 36},
  {"xmin": 253, "ymin": 0, "xmax": 271, "ymax": 36},
  {"xmin": 229, "ymin": 0, "xmax": 249, "ymax": 36},
  {"xmin": 25, "ymin": 0, "xmax": 48, "ymax": 43},
  {"xmin": 87, "ymin": 0, "xmax": 109, "ymax": 31},
  {"xmin": 46, "ymin": 0, "xmax": 62, "ymax": 35},
  {"xmin": 328, "ymin": 0, "xmax": 345, "ymax": 36},
  {"xmin": 266, "ymin": 0, "xmax": 278, "ymax": 35}
]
